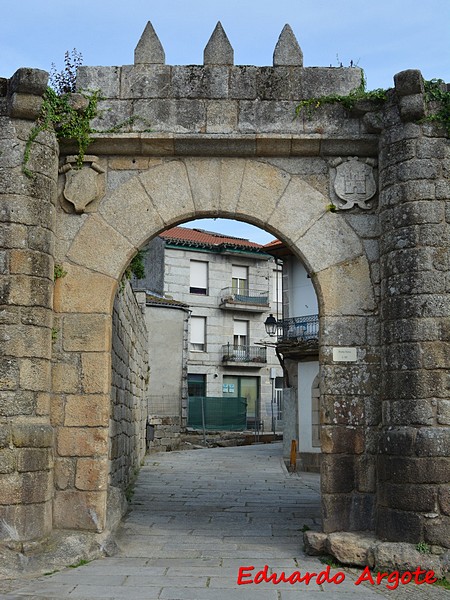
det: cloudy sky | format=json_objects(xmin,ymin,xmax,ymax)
[{"xmin": 2, "ymin": 0, "xmax": 449, "ymax": 243}]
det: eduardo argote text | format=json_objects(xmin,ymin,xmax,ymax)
[{"xmin": 237, "ymin": 564, "xmax": 437, "ymax": 590}]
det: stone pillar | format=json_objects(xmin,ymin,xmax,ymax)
[
  {"xmin": 378, "ymin": 70, "xmax": 450, "ymax": 547},
  {"xmin": 0, "ymin": 69, "xmax": 58, "ymax": 542}
]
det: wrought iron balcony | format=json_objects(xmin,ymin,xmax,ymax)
[
  {"xmin": 219, "ymin": 287, "xmax": 270, "ymax": 312},
  {"xmin": 278, "ymin": 314, "xmax": 319, "ymax": 341},
  {"xmin": 277, "ymin": 314, "xmax": 319, "ymax": 357},
  {"xmin": 222, "ymin": 344, "xmax": 267, "ymax": 365}
]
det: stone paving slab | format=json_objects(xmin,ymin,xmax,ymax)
[{"xmin": 0, "ymin": 443, "xmax": 448, "ymax": 599}]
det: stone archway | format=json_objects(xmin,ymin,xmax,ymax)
[{"xmin": 52, "ymin": 157, "xmax": 377, "ymax": 534}]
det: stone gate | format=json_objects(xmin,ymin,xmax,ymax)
[{"xmin": 0, "ymin": 22, "xmax": 449, "ymax": 568}]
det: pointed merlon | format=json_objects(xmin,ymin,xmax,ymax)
[
  {"xmin": 273, "ymin": 24, "xmax": 303, "ymax": 66},
  {"xmin": 135, "ymin": 22, "xmax": 165, "ymax": 65},
  {"xmin": 204, "ymin": 22, "xmax": 234, "ymax": 65}
]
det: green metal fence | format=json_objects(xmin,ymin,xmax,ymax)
[{"xmin": 188, "ymin": 396, "xmax": 247, "ymax": 431}]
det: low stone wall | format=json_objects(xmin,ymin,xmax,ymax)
[
  {"xmin": 147, "ymin": 415, "xmax": 182, "ymax": 453},
  {"xmin": 110, "ymin": 281, "xmax": 148, "ymax": 493}
]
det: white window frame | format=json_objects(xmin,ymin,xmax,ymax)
[
  {"xmin": 232, "ymin": 265, "xmax": 248, "ymax": 295},
  {"xmin": 190, "ymin": 316, "xmax": 206, "ymax": 352},
  {"xmin": 190, "ymin": 260, "xmax": 208, "ymax": 295}
]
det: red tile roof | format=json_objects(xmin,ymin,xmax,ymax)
[{"xmin": 160, "ymin": 226, "xmax": 266, "ymax": 250}]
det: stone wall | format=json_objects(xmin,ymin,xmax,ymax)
[
  {"xmin": 0, "ymin": 69, "xmax": 58, "ymax": 542},
  {"xmin": 0, "ymin": 24, "xmax": 449, "ymax": 571},
  {"xmin": 378, "ymin": 71, "xmax": 450, "ymax": 547},
  {"xmin": 110, "ymin": 281, "xmax": 148, "ymax": 493}
]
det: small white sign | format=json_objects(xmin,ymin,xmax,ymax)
[{"xmin": 333, "ymin": 347, "xmax": 358, "ymax": 362}]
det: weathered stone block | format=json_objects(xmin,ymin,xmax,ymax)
[
  {"xmin": 0, "ymin": 449, "xmax": 15, "ymax": 474},
  {"xmin": 437, "ymin": 400, "xmax": 450, "ymax": 425},
  {"xmin": 172, "ymin": 66, "xmax": 229, "ymax": 99},
  {"xmin": 51, "ymin": 362, "xmax": 79, "ymax": 394},
  {"xmin": 54, "ymin": 457, "xmax": 75, "ymax": 490},
  {"xmin": 355, "ymin": 455, "xmax": 376, "ymax": 493},
  {"xmin": 57, "ymin": 427, "xmax": 108, "ymax": 457},
  {"xmin": 63, "ymin": 314, "xmax": 111, "ymax": 353},
  {"xmin": 16, "ymin": 448, "xmax": 52, "ymax": 472},
  {"xmin": 0, "ymin": 471, "xmax": 52, "ymax": 505},
  {"xmin": 373, "ymin": 542, "xmax": 442, "ymax": 576},
  {"xmin": 12, "ymin": 423, "xmax": 53, "ymax": 447},
  {"xmin": 394, "ymin": 70, "xmax": 424, "ymax": 96},
  {"xmin": 76, "ymin": 66, "xmax": 120, "ymax": 99},
  {"xmin": 379, "ymin": 482, "xmax": 437, "ymax": 512},
  {"xmin": 377, "ymin": 456, "xmax": 450, "ymax": 484},
  {"xmin": 205, "ymin": 100, "xmax": 238, "ymax": 134},
  {"xmin": 53, "ymin": 489, "xmax": 106, "ymax": 531},
  {"xmin": 321, "ymin": 454, "xmax": 355, "ymax": 493},
  {"xmin": 425, "ymin": 517, "xmax": 450, "ymax": 549},
  {"xmin": 377, "ymin": 507, "xmax": 422, "ymax": 543},
  {"xmin": 64, "ymin": 395, "xmax": 109, "ymax": 427},
  {"xmin": 0, "ymin": 501, "xmax": 52, "ymax": 541},
  {"xmin": 439, "ymin": 486, "xmax": 450, "ymax": 516},
  {"xmin": 67, "ymin": 214, "xmax": 134, "ymax": 279},
  {"xmin": 19, "ymin": 358, "xmax": 51, "ymax": 391},
  {"xmin": 7, "ymin": 93, "xmax": 43, "ymax": 120},
  {"xmin": 321, "ymin": 426, "xmax": 364, "ymax": 454},
  {"xmin": 302, "ymin": 67, "xmax": 362, "ymax": 98},
  {"xmin": 385, "ymin": 399, "xmax": 434, "ymax": 426},
  {"xmin": 81, "ymin": 352, "xmax": 111, "ymax": 395},
  {"xmin": 9, "ymin": 68, "xmax": 48, "ymax": 95},
  {"xmin": 322, "ymin": 493, "xmax": 351, "ymax": 532},
  {"xmin": 229, "ymin": 66, "xmax": 257, "ymax": 99},
  {"xmin": 415, "ymin": 428, "xmax": 450, "ymax": 457},
  {"xmin": 54, "ymin": 264, "xmax": 115, "ymax": 314},
  {"xmin": 303, "ymin": 530, "xmax": 327, "ymax": 555},
  {"xmin": 0, "ymin": 390, "xmax": 35, "ymax": 417},
  {"xmin": 378, "ymin": 428, "xmax": 416, "ymax": 456},
  {"xmin": 120, "ymin": 64, "xmax": 170, "ymax": 99},
  {"xmin": 75, "ymin": 458, "xmax": 108, "ymax": 491},
  {"xmin": 327, "ymin": 532, "xmax": 375, "ymax": 566},
  {"xmin": 399, "ymin": 94, "xmax": 426, "ymax": 121}
]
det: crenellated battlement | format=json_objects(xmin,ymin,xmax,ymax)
[{"xmin": 76, "ymin": 22, "xmax": 363, "ymax": 136}]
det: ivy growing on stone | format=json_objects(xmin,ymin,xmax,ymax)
[
  {"xmin": 295, "ymin": 70, "xmax": 450, "ymax": 137},
  {"xmin": 423, "ymin": 78, "xmax": 450, "ymax": 135},
  {"xmin": 23, "ymin": 86, "xmax": 101, "ymax": 177},
  {"xmin": 295, "ymin": 71, "xmax": 388, "ymax": 118}
]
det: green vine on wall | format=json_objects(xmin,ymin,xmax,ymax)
[
  {"xmin": 22, "ymin": 49, "xmax": 151, "ymax": 177},
  {"xmin": 23, "ymin": 87, "xmax": 101, "ymax": 177},
  {"xmin": 295, "ymin": 70, "xmax": 450, "ymax": 136},
  {"xmin": 423, "ymin": 79, "xmax": 450, "ymax": 135},
  {"xmin": 295, "ymin": 71, "xmax": 388, "ymax": 118}
]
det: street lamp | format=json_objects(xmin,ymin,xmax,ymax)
[{"xmin": 264, "ymin": 313, "xmax": 278, "ymax": 337}]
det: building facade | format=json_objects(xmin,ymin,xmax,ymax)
[
  {"xmin": 136, "ymin": 226, "xmax": 284, "ymax": 433},
  {"xmin": 266, "ymin": 240, "xmax": 320, "ymax": 470}
]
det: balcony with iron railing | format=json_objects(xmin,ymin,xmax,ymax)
[
  {"xmin": 222, "ymin": 343, "xmax": 267, "ymax": 366},
  {"xmin": 219, "ymin": 287, "xmax": 270, "ymax": 312},
  {"xmin": 277, "ymin": 314, "xmax": 319, "ymax": 357}
]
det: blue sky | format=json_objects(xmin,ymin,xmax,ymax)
[{"xmin": 2, "ymin": 0, "xmax": 449, "ymax": 243}]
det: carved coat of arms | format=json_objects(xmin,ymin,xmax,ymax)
[
  {"xmin": 333, "ymin": 157, "xmax": 377, "ymax": 210},
  {"xmin": 59, "ymin": 156, "xmax": 105, "ymax": 213}
]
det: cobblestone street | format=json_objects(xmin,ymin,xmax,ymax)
[{"xmin": 0, "ymin": 443, "xmax": 448, "ymax": 599}]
